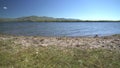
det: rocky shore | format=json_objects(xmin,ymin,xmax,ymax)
[
  {"xmin": 0, "ymin": 34, "xmax": 120, "ymax": 67},
  {"xmin": 0, "ymin": 34, "xmax": 120, "ymax": 50}
]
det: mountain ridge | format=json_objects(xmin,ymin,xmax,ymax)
[{"xmin": 0, "ymin": 16, "xmax": 120, "ymax": 22}]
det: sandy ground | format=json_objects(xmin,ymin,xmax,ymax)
[{"xmin": 0, "ymin": 34, "xmax": 120, "ymax": 50}]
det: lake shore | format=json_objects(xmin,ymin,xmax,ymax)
[
  {"xmin": 0, "ymin": 34, "xmax": 120, "ymax": 50},
  {"xmin": 0, "ymin": 34, "xmax": 120, "ymax": 67}
]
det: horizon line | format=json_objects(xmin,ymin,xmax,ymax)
[{"xmin": 0, "ymin": 15, "xmax": 120, "ymax": 21}]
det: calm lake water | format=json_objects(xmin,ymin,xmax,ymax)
[{"xmin": 0, "ymin": 22, "xmax": 120, "ymax": 37}]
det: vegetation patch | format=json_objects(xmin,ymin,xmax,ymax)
[{"xmin": 0, "ymin": 39, "xmax": 120, "ymax": 68}]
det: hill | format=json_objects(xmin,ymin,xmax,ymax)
[
  {"xmin": 0, "ymin": 16, "xmax": 120, "ymax": 22},
  {"xmin": 0, "ymin": 16, "xmax": 81, "ymax": 22}
]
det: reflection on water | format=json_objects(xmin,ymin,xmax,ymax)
[{"xmin": 0, "ymin": 22, "xmax": 120, "ymax": 37}]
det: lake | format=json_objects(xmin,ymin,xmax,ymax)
[{"xmin": 0, "ymin": 22, "xmax": 120, "ymax": 37}]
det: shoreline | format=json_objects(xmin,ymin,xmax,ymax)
[
  {"xmin": 0, "ymin": 34, "xmax": 120, "ymax": 67},
  {"xmin": 0, "ymin": 34, "xmax": 120, "ymax": 50},
  {"xmin": 0, "ymin": 32, "xmax": 119, "ymax": 37}
]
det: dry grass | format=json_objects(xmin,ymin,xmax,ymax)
[{"xmin": 0, "ymin": 39, "xmax": 120, "ymax": 68}]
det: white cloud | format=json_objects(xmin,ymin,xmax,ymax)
[{"xmin": 3, "ymin": 6, "xmax": 8, "ymax": 10}]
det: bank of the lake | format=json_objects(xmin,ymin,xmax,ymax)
[
  {"xmin": 0, "ymin": 34, "xmax": 120, "ymax": 68},
  {"xmin": 0, "ymin": 34, "xmax": 120, "ymax": 50}
]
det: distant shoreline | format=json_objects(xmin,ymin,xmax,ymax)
[
  {"xmin": 0, "ymin": 20, "xmax": 120, "ymax": 23},
  {"xmin": 0, "ymin": 16, "xmax": 120, "ymax": 22}
]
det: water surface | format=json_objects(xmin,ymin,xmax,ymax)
[{"xmin": 0, "ymin": 22, "xmax": 120, "ymax": 37}]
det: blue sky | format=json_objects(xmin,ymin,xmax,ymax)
[{"xmin": 0, "ymin": 0, "xmax": 120, "ymax": 20}]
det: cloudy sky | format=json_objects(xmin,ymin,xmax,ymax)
[{"xmin": 0, "ymin": 0, "xmax": 120, "ymax": 20}]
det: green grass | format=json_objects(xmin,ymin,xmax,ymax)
[{"xmin": 0, "ymin": 40, "xmax": 120, "ymax": 68}]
